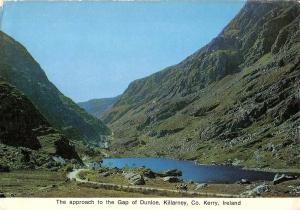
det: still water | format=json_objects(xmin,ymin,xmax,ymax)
[{"xmin": 99, "ymin": 157, "xmax": 276, "ymax": 183}]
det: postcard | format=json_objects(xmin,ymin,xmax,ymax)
[{"xmin": 0, "ymin": 0, "xmax": 299, "ymax": 209}]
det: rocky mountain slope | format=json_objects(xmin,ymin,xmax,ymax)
[
  {"xmin": 0, "ymin": 32, "xmax": 110, "ymax": 145},
  {"xmin": 78, "ymin": 96, "xmax": 119, "ymax": 119},
  {"xmin": 103, "ymin": 1, "xmax": 300, "ymax": 169},
  {"xmin": 0, "ymin": 79, "xmax": 80, "ymax": 169}
]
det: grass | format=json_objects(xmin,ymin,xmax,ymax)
[
  {"xmin": 0, "ymin": 170, "xmax": 67, "ymax": 197},
  {"xmin": 37, "ymin": 182, "xmax": 153, "ymax": 197},
  {"xmin": 0, "ymin": 170, "xmax": 156, "ymax": 197},
  {"xmin": 1, "ymin": 168, "xmax": 299, "ymax": 197}
]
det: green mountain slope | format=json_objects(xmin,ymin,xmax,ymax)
[
  {"xmin": 0, "ymin": 32, "xmax": 110, "ymax": 145},
  {"xmin": 0, "ymin": 79, "xmax": 80, "ymax": 169},
  {"xmin": 78, "ymin": 96, "xmax": 119, "ymax": 119},
  {"xmin": 103, "ymin": 1, "xmax": 300, "ymax": 169}
]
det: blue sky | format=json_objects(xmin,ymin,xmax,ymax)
[{"xmin": 2, "ymin": 1, "xmax": 244, "ymax": 102}]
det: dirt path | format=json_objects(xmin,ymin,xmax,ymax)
[{"xmin": 67, "ymin": 169, "xmax": 240, "ymax": 197}]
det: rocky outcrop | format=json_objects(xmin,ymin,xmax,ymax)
[
  {"xmin": 0, "ymin": 81, "xmax": 81, "ymax": 169},
  {"xmin": 195, "ymin": 183, "xmax": 208, "ymax": 190},
  {"xmin": 123, "ymin": 172, "xmax": 145, "ymax": 185},
  {"xmin": 273, "ymin": 173, "xmax": 298, "ymax": 185},
  {"xmin": 159, "ymin": 169, "xmax": 183, "ymax": 177},
  {"xmin": 176, "ymin": 183, "xmax": 188, "ymax": 191},
  {"xmin": 237, "ymin": 179, "xmax": 251, "ymax": 185},
  {"xmin": 140, "ymin": 168, "xmax": 156, "ymax": 178},
  {"xmin": 162, "ymin": 176, "xmax": 181, "ymax": 183},
  {"xmin": 242, "ymin": 184, "xmax": 270, "ymax": 197}
]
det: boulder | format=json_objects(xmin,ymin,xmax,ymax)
[
  {"xmin": 160, "ymin": 169, "xmax": 182, "ymax": 177},
  {"xmin": 273, "ymin": 174, "xmax": 298, "ymax": 185},
  {"xmin": 123, "ymin": 172, "xmax": 136, "ymax": 180},
  {"xmin": 288, "ymin": 185, "xmax": 300, "ymax": 195},
  {"xmin": 123, "ymin": 172, "xmax": 145, "ymax": 185},
  {"xmin": 242, "ymin": 184, "xmax": 270, "ymax": 197},
  {"xmin": 195, "ymin": 183, "xmax": 208, "ymax": 190},
  {"xmin": 129, "ymin": 174, "xmax": 145, "ymax": 185},
  {"xmin": 176, "ymin": 183, "xmax": 188, "ymax": 191},
  {"xmin": 238, "ymin": 179, "xmax": 251, "ymax": 185},
  {"xmin": 163, "ymin": 176, "xmax": 181, "ymax": 183},
  {"xmin": 141, "ymin": 168, "xmax": 156, "ymax": 178},
  {"xmin": 252, "ymin": 184, "xmax": 270, "ymax": 194}
]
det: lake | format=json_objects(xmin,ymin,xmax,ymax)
[{"xmin": 98, "ymin": 157, "xmax": 277, "ymax": 183}]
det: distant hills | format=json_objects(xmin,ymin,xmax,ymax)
[
  {"xmin": 0, "ymin": 32, "xmax": 111, "ymax": 146},
  {"xmin": 102, "ymin": 1, "xmax": 300, "ymax": 169},
  {"xmin": 78, "ymin": 96, "xmax": 120, "ymax": 119}
]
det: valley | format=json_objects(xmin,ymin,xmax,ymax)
[{"xmin": 0, "ymin": 1, "xmax": 300, "ymax": 198}]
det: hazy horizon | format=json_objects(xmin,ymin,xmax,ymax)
[{"xmin": 2, "ymin": 1, "xmax": 244, "ymax": 102}]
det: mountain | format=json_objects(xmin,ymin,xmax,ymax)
[
  {"xmin": 103, "ymin": 1, "xmax": 300, "ymax": 169},
  {"xmin": 78, "ymin": 96, "xmax": 120, "ymax": 119},
  {"xmin": 0, "ymin": 32, "xmax": 110, "ymax": 145},
  {"xmin": 0, "ymin": 79, "xmax": 80, "ymax": 169}
]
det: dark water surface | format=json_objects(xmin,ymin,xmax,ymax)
[{"xmin": 100, "ymin": 157, "xmax": 276, "ymax": 183}]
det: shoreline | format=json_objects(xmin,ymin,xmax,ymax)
[
  {"xmin": 100, "ymin": 154, "xmax": 300, "ymax": 175},
  {"xmin": 241, "ymin": 167, "xmax": 300, "ymax": 174}
]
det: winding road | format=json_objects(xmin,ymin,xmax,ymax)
[{"xmin": 67, "ymin": 169, "xmax": 240, "ymax": 197}]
